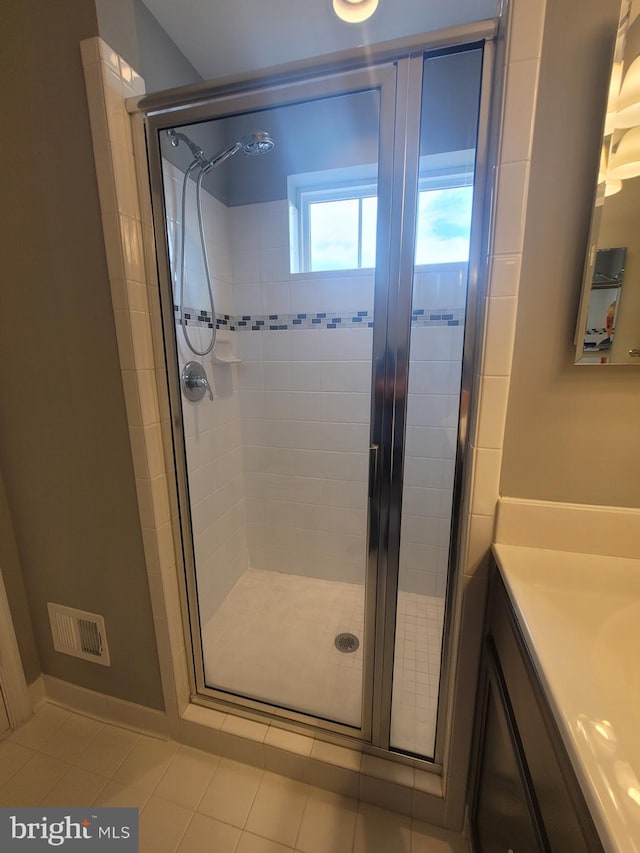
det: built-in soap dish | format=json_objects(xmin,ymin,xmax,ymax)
[{"xmin": 211, "ymin": 332, "xmax": 241, "ymax": 363}]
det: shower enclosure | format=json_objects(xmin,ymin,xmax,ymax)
[{"xmin": 144, "ymin": 36, "xmax": 491, "ymax": 762}]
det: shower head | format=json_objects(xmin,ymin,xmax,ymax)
[
  {"xmin": 205, "ymin": 130, "xmax": 275, "ymax": 171},
  {"xmin": 240, "ymin": 131, "xmax": 275, "ymax": 156},
  {"xmin": 167, "ymin": 128, "xmax": 274, "ymax": 173}
]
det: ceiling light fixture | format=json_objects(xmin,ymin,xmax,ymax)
[
  {"xmin": 604, "ymin": 61, "xmax": 624, "ymax": 135},
  {"xmin": 605, "ymin": 177, "xmax": 623, "ymax": 197},
  {"xmin": 598, "ymin": 143, "xmax": 609, "ymax": 184},
  {"xmin": 615, "ymin": 54, "xmax": 640, "ymax": 128},
  {"xmin": 597, "ymin": 145, "xmax": 624, "ymax": 203},
  {"xmin": 608, "ymin": 125, "xmax": 640, "ymax": 179},
  {"xmin": 333, "ymin": 0, "xmax": 379, "ymax": 24}
]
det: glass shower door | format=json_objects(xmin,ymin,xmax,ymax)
[
  {"xmin": 151, "ymin": 66, "xmax": 397, "ymax": 734},
  {"xmin": 389, "ymin": 47, "xmax": 484, "ymax": 758}
]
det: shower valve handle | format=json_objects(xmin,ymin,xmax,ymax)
[
  {"xmin": 181, "ymin": 362, "xmax": 214, "ymax": 402},
  {"xmin": 190, "ymin": 374, "xmax": 213, "ymax": 400}
]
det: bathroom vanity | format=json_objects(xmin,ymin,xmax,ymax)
[{"xmin": 470, "ymin": 544, "xmax": 640, "ymax": 852}]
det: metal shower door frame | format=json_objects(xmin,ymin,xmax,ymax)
[
  {"xmin": 373, "ymin": 41, "xmax": 496, "ymax": 764},
  {"xmin": 369, "ymin": 49, "xmax": 425, "ymax": 753},
  {"xmin": 141, "ymin": 25, "xmax": 495, "ymax": 759},
  {"xmin": 144, "ymin": 61, "xmax": 399, "ymax": 744}
]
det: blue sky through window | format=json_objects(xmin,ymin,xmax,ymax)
[
  {"xmin": 415, "ymin": 186, "xmax": 473, "ymax": 265},
  {"xmin": 307, "ymin": 185, "xmax": 472, "ymax": 271},
  {"xmin": 309, "ymin": 199, "xmax": 360, "ymax": 271}
]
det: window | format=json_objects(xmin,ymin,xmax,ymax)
[
  {"xmin": 304, "ymin": 186, "xmax": 377, "ymax": 272},
  {"xmin": 289, "ymin": 153, "xmax": 474, "ymax": 273}
]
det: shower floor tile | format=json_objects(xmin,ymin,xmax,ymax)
[
  {"xmin": 391, "ymin": 591, "xmax": 445, "ymax": 756},
  {"xmin": 200, "ymin": 569, "xmax": 444, "ymax": 756},
  {"xmin": 201, "ymin": 569, "xmax": 365, "ymax": 727}
]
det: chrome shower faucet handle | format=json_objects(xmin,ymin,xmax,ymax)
[{"xmin": 181, "ymin": 362, "xmax": 214, "ymax": 401}]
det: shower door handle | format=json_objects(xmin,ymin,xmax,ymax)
[
  {"xmin": 368, "ymin": 444, "xmax": 379, "ymax": 500},
  {"xmin": 367, "ymin": 443, "xmax": 380, "ymax": 555}
]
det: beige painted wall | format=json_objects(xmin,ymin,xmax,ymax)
[
  {"xmin": 0, "ymin": 0, "xmax": 164, "ymax": 709},
  {"xmin": 501, "ymin": 0, "xmax": 640, "ymax": 507}
]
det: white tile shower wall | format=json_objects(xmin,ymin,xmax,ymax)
[
  {"xmin": 230, "ymin": 200, "xmax": 465, "ymax": 595},
  {"xmin": 399, "ymin": 265, "xmax": 467, "ymax": 597},
  {"xmin": 163, "ymin": 161, "xmax": 235, "ymax": 316},
  {"xmin": 180, "ymin": 353, "xmax": 249, "ymax": 627},
  {"xmin": 163, "ymin": 160, "xmax": 249, "ymax": 625},
  {"xmin": 236, "ymin": 326, "xmax": 372, "ymax": 584},
  {"xmin": 401, "ymin": 307, "xmax": 465, "ymax": 598},
  {"xmin": 230, "ymin": 199, "xmax": 373, "ymax": 583}
]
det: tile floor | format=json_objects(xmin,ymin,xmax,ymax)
[
  {"xmin": 201, "ymin": 569, "xmax": 444, "ymax": 756},
  {"xmin": 0, "ymin": 702, "xmax": 469, "ymax": 852}
]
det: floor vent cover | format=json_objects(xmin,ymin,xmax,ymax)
[{"xmin": 47, "ymin": 603, "xmax": 110, "ymax": 666}]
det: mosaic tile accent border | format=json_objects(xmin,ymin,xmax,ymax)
[
  {"xmin": 411, "ymin": 308, "xmax": 464, "ymax": 327},
  {"xmin": 174, "ymin": 306, "xmax": 464, "ymax": 331}
]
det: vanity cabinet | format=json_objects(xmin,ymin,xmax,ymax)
[{"xmin": 469, "ymin": 566, "xmax": 603, "ymax": 852}]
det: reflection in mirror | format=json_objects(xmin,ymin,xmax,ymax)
[
  {"xmin": 576, "ymin": 0, "xmax": 640, "ymax": 364},
  {"xmin": 583, "ymin": 247, "xmax": 626, "ymax": 353}
]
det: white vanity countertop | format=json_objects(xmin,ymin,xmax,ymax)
[{"xmin": 493, "ymin": 543, "xmax": 640, "ymax": 853}]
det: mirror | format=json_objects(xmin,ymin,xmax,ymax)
[
  {"xmin": 582, "ymin": 247, "xmax": 626, "ymax": 354},
  {"xmin": 575, "ymin": 0, "xmax": 640, "ymax": 364}
]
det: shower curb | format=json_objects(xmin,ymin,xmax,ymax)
[
  {"xmin": 30, "ymin": 676, "xmax": 445, "ymax": 824},
  {"xmin": 176, "ymin": 702, "xmax": 445, "ymax": 824}
]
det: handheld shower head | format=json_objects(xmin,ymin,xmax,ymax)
[
  {"xmin": 203, "ymin": 130, "xmax": 275, "ymax": 171},
  {"xmin": 241, "ymin": 131, "xmax": 275, "ymax": 156}
]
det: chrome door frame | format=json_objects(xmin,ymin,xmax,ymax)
[
  {"xmin": 369, "ymin": 50, "xmax": 425, "ymax": 750},
  {"xmin": 432, "ymin": 37, "xmax": 496, "ymax": 767},
  {"xmin": 144, "ymin": 62, "xmax": 399, "ymax": 743},
  {"xmin": 371, "ymin": 40, "xmax": 495, "ymax": 761}
]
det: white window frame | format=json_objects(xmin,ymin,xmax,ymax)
[
  {"xmin": 300, "ymin": 182, "xmax": 377, "ymax": 273},
  {"xmin": 288, "ymin": 150, "xmax": 475, "ymax": 274}
]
